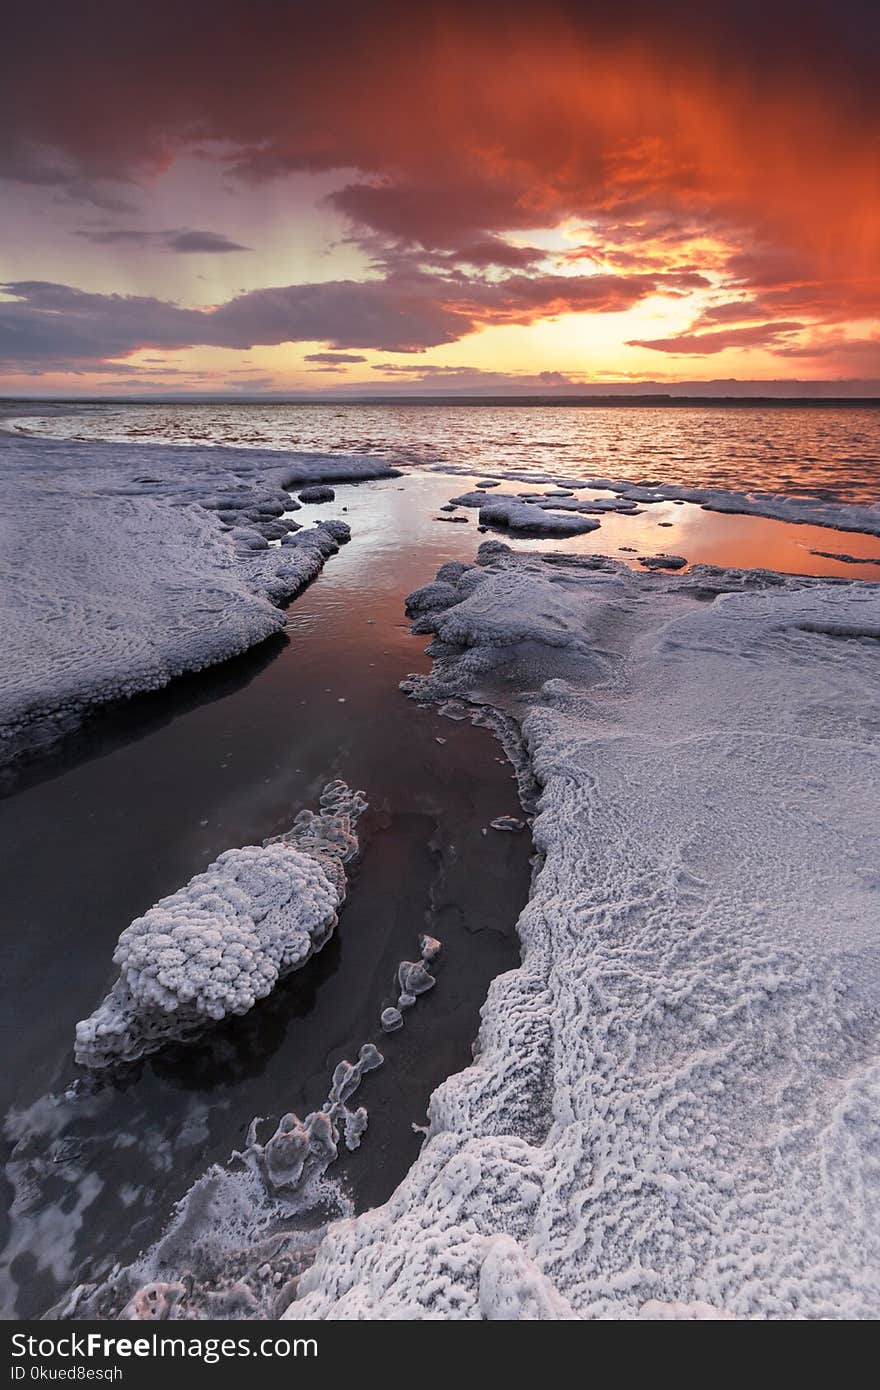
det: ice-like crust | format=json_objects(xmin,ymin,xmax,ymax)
[
  {"xmin": 0, "ymin": 430, "xmax": 396, "ymax": 764},
  {"xmin": 440, "ymin": 469, "xmax": 880, "ymax": 538},
  {"xmin": 581, "ymin": 477, "xmax": 880, "ymax": 537},
  {"xmin": 75, "ymin": 781, "xmax": 367, "ymax": 1069},
  {"xmin": 287, "ymin": 551, "xmax": 880, "ymax": 1319},
  {"xmin": 451, "ymin": 489, "xmax": 638, "ymax": 518}
]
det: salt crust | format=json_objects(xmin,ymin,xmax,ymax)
[
  {"xmin": 0, "ymin": 432, "xmax": 396, "ymax": 761},
  {"xmin": 286, "ymin": 544, "xmax": 880, "ymax": 1319}
]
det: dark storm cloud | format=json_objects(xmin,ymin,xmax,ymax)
[
  {"xmin": 2, "ymin": 0, "xmax": 879, "ymax": 374},
  {"xmin": 75, "ymin": 228, "xmax": 251, "ymax": 253},
  {"xmin": 0, "ymin": 266, "xmax": 711, "ymax": 370},
  {"xmin": 303, "ymin": 352, "xmax": 369, "ymax": 364}
]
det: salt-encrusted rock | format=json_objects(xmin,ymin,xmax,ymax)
[
  {"xmin": 405, "ymin": 581, "xmax": 461, "ymax": 616},
  {"xmin": 638, "ymin": 553, "xmax": 687, "ymax": 570},
  {"xmin": 231, "ymin": 525, "xmax": 269, "ymax": 551},
  {"xmin": 470, "ymin": 495, "xmax": 601, "ymax": 536},
  {"xmin": 245, "ymin": 1042, "xmax": 384, "ymax": 1193},
  {"xmin": 319, "ymin": 519, "xmax": 351, "ymax": 543},
  {"xmin": 75, "ymin": 781, "xmax": 367, "ymax": 1068},
  {"xmin": 120, "ymin": 1281, "xmax": 185, "ymax": 1321},
  {"xmin": 344, "ymin": 1108, "xmax": 369, "ymax": 1151},
  {"xmin": 297, "ymin": 485, "xmax": 336, "ymax": 503},
  {"xmin": 329, "ymin": 1044, "xmax": 384, "ymax": 1105},
  {"xmin": 398, "ymin": 961, "xmax": 436, "ymax": 997},
  {"xmin": 436, "ymin": 561, "xmax": 471, "ymax": 584}
]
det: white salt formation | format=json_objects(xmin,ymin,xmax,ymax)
[
  {"xmin": 380, "ymin": 936, "xmax": 442, "ymax": 1033},
  {"xmin": 247, "ymin": 1043, "xmax": 384, "ymax": 1192},
  {"xmin": 0, "ymin": 430, "xmax": 396, "ymax": 764},
  {"xmin": 75, "ymin": 781, "xmax": 367, "ymax": 1068},
  {"xmin": 57, "ymin": 1039, "xmax": 385, "ymax": 1320},
  {"xmin": 285, "ymin": 544, "xmax": 880, "ymax": 1319},
  {"xmin": 442, "ymin": 471, "xmax": 880, "ymax": 538},
  {"xmin": 476, "ymin": 495, "xmax": 601, "ymax": 536}
]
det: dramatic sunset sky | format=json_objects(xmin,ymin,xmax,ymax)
[{"xmin": 1, "ymin": 0, "xmax": 878, "ymax": 396}]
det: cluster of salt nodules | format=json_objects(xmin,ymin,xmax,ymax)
[
  {"xmin": 381, "ymin": 934, "xmax": 441, "ymax": 1033},
  {"xmin": 74, "ymin": 780, "xmax": 367, "ymax": 1069},
  {"xmin": 83, "ymin": 1040, "xmax": 385, "ymax": 1322},
  {"xmin": 245, "ymin": 1042, "xmax": 385, "ymax": 1200}
]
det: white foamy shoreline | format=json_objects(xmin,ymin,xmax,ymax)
[{"xmin": 285, "ymin": 545, "xmax": 880, "ymax": 1319}]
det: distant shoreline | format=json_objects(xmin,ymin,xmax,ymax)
[{"xmin": 2, "ymin": 394, "xmax": 880, "ymax": 408}]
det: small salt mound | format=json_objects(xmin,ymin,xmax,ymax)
[
  {"xmin": 75, "ymin": 781, "xmax": 367, "ymax": 1069},
  {"xmin": 297, "ymin": 485, "xmax": 336, "ymax": 503},
  {"xmin": 479, "ymin": 497, "xmax": 600, "ymax": 536},
  {"xmin": 638, "ymin": 553, "xmax": 687, "ymax": 570},
  {"xmin": 398, "ymin": 960, "xmax": 436, "ymax": 997}
]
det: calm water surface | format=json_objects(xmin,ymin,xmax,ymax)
[{"xmin": 10, "ymin": 400, "xmax": 880, "ymax": 503}]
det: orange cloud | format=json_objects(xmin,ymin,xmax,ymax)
[{"xmin": 2, "ymin": 1, "xmax": 878, "ymax": 383}]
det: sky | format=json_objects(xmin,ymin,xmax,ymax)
[{"xmin": 1, "ymin": 0, "xmax": 879, "ymax": 397}]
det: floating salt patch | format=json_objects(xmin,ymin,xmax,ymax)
[
  {"xmin": 490, "ymin": 815, "xmax": 527, "ymax": 833},
  {"xmin": 381, "ymin": 1007, "xmax": 404, "ymax": 1033},
  {"xmin": 419, "ymin": 934, "xmax": 442, "ymax": 962}
]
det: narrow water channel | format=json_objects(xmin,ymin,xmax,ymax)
[{"xmin": 0, "ymin": 472, "xmax": 534, "ymax": 1318}]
